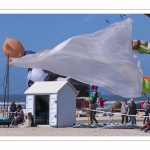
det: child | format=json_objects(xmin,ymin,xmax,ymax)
[
  {"xmin": 98, "ymin": 97, "xmax": 107, "ymax": 111},
  {"xmin": 108, "ymin": 107, "xmax": 114, "ymax": 124},
  {"xmin": 20, "ymin": 112, "xmax": 32, "ymax": 127}
]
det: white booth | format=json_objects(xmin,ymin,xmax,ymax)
[{"xmin": 25, "ymin": 81, "xmax": 77, "ymax": 127}]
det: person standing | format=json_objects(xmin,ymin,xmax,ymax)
[
  {"xmin": 84, "ymin": 100, "xmax": 89, "ymax": 108},
  {"xmin": 143, "ymin": 98, "xmax": 150, "ymax": 125},
  {"xmin": 121, "ymin": 99, "xmax": 129, "ymax": 124},
  {"xmin": 98, "ymin": 97, "xmax": 107, "ymax": 111},
  {"xmin": 107, "ymin": 107, "xmax": 114, "ymax": 124},
  {"xmin": 89, "ymin": 85, "xmax": 100, "ymax": 124},
  {"xmin": 10, "ymin": 101, "xmax": 16, "ymax": 119},
  {"xmin": 128, "ymin": 99, "xmax": 137, "ymax": 125}
]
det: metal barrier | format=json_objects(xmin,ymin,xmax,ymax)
[
  {"xmin": 0, "ymin": 109, "xmax": 16, "ymax": 118},
  {"xmin": 81, "ymin": 108, "xmax": 149, "ymax": 125},
  {"xmin": 114, "ymin": 109, "xmax": 145, "ymax": 111}
]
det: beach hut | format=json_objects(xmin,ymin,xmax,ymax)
[{"xmin": 24, "ymin": 81, "xmax": 77, "ymax": 127}]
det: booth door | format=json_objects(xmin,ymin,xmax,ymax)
[
  {"xmin": 26, "ymin": 95, "xmax": 35, "ymax": 123},
  {"xmin": 49, "ymin": 94, "xmax": 57, "ymax": 126}
]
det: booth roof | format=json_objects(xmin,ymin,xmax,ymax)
[{"xmin": 24, "ymin": 81, "xmax": 77, "ymax": 94}]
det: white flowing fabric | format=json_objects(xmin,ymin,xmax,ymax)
[{"xmin": 11, "ymin": 18, "xmax": 143, "ymax": 98}]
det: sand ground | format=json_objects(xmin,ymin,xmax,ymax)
[{"xmin": 0, "ymin": 112, "xmax": 149, "ymax": 136}]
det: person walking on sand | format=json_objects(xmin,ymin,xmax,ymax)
[
  {"xmin": 121, "ymin": 99, "xmax": 129, "ymax": 124},
  {"xmin": 98, "ymin": 97, "xmax": 107, "ymax": 111},
  {"xmin": 89, "ymin": 85, "xmax": 100, "ymax": 125}
]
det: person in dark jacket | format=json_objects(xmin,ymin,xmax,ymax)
[
  {"xmin": 16, "ymin": 103, "xmax": 22, "ymax": 112},
  {"xmin": 11, "ymin": 110, "xmax": 24, "ymax": 126},
  {"xmin": 143, "ymin": 98, "xmax": 150, "ymax": 125},
  {"xmin": 15, "ymin": 103, "xmax": 22, "ymax": 117},
  {"xmin": 10, "ymin": 101, "xmax": 16, "ymax": 119},
  {"xmin": 128, "ymin": 99, "xmax": 137, "ymax": 125}
]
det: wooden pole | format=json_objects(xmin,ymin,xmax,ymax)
[
  {"xmin": 86, "ymin": 97, "xmax": 90, "ymax": 125},
  {"xmin": 87, "ymin": 108, "xmax": 89, "ymax": 125},
  {"xmin": 7, "ymin": 55, "xmax": 9, "ymax": 118},
  {"xmin": 3, "ymin": 57, "xmax": 9, "ymax": 117}
]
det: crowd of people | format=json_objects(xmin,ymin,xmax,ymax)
[
  {"xmin": 9, "ymin": 101, "xmax": 33, "ymax": 128},
  {"xmin": 111, "ymin": 98, "xmax": 150, "ymax": 125},
  {"xmin": 87, "ymin": 85, "xmax": 150, "ymax": 126},
  {"xmin": 4, "ymin": 88, "xmax": 150, "ymax": 128},
  {"xmin": 8, "ymin": 101, "xmax": 22, "ymax": 118}
]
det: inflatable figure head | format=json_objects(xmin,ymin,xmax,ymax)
[
  {"xmin": 113, "ymin": 101, "xmax": 122, "ymax": 112},
  {"xmin": 2, "ymin": 37, "xmax": 25, "ymax": 58},
  {"xmin": 132, "ymin": 40, "xmax": 148, "ymax": 51},
  {"xmin": 92, "ymin": 85, "xmax": 98, "ymax": 91},
  {"xmin": 132, "ymin": 40, "xmax": 141, "ymax": 51}
]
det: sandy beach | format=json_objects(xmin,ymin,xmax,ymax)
[{"xmin": 0, "ymin": 112, "xmax": 149, "ymax": 136}]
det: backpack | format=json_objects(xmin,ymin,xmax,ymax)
[{"xmin": 89, "ymin": 91, "xmax": 96, "ymax": 102}]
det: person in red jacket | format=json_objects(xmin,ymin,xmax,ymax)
[
  {"xmin": 98, "ymin": 97, "xmax": 107, "ymax": 111},
  {"xmin": 84, "ymin": 100, "xmax": 89, "ymax": 108}
]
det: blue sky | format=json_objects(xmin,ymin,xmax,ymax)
[{"xmin": 0, "ymin": 14, "xmax": 150, "ymax": 96}]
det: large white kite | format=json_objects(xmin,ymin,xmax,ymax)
[{"xmin": 11, "ymin": 18, "xmax": 143, "ymax": 98}]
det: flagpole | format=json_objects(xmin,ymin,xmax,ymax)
[
  {"xmin": 3, "ymin": 56, "xmax": 9, "ymax": 117},
  {"xmin": 7, "ymin": 55, "xmax": 9, "ymax": 117}
]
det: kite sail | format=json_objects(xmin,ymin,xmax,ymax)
[
  {"xmin": 142, "ymin": 77, "xmax": 150, "ymax": 94},
  {"xmin": 126, "ymin": 39, "xmax": 150, "ymax": 94},
  {"xmin": 11, "ymin": 18, "xmax": 143, "ymax": 98},
  {"xmin": 124, "ymin": 14, "xmax": 150, "ymax": 18},
  {"xmin": 132, "ymin": 39, "xmax": 150, "ymax": 54}
]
